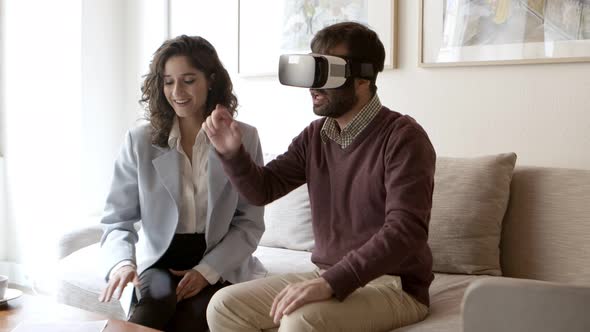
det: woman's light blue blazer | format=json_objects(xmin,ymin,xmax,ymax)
[{"xmin": 100, "ymin": 121, "xmax": 267, "ymax": 284}]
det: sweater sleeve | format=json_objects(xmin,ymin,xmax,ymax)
[
  {"xmin": 322, "ymin": 127, "xmax": 436, "ymax": 301},
  {"xmin": 219, "ymin": 125, "xmax": 310, "ymax": 206}
]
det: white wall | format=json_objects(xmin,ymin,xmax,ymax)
[
  {"xmin": 380, "ymin": 1, "xmax": 590, "ymax": 169},
  {"xmin": 81, "ymin": 0, "xmax": 131, "ymax": 217}
]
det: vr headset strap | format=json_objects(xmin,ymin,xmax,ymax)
[{"xmin": 347, "ymin": 62, "xmax": 376, "ymax": 80}]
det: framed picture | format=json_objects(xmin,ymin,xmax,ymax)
[
  {"xmin": 420, "ymin": 0, "xmax": 590, "ymax": 67},
  {"xmin": 238, "ymin": 0, "xmax": 398, "ymax": 76}
]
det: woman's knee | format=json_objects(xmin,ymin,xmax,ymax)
[
  {"xmin": 129, "ymin": 295, "xmax": 177, "ymax": 329},
  {"xmin": 138, "ymin": 268, "xmax": 176, "ymax": 300},
  {"xmin": 130, "ymin": 268, "xmax": 178, "ymax": 326}
]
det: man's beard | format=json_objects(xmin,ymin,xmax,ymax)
[{"xmin": 312, "ymin": 81, "xmax": 358, "ymax": 118}]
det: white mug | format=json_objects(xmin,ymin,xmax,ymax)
[{"xmin": 0, "ymin": 275, "xmax": 8, "ymax": 299}]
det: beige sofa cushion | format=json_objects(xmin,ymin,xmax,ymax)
[
  {"xmin": 395, "ymin": 273, "xmax": 494, "ymax": 332},
  {"xmin": 501, "ymin": 166, "xmax": 590, "ymax": 284},
  {"xmin": 253, "ymin": 245, "xmax": 315, "ymax": 275},
  {"xmin": 429, "ymin": 153, "xmax": 517, "ymax": 276}
]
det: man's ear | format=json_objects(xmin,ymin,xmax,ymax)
[
  {"xmin": 356, "ymin": 78, "xmax": 370, "ymax": 85},
  {"xmin": 355, "ymin": 78, "xmax": 371, "ymax": 91}
]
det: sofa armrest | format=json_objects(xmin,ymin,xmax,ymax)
[
  {"xmin": 462, "ymin": 277, "xmax": 590, "ymax": 332},
  {"xmin": 58, "ymin": 224, "xmax": 103, "ymax": 259}
]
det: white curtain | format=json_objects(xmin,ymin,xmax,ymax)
[
  {"xmin": 3, "ymin": 1, "xmax": 83, "ymax": 287},
  {"xmin": 0, "ymin": 0, "xmax": 168, "ymax": 291}
]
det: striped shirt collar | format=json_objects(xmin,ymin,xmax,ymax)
[{"xmin": 320, "ymin": 94, "xmax": 382, "ymax": 148}]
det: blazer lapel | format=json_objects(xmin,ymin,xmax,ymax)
[
  {"xmin": 152, "ymin": 147, "xmax": 183, "ymax": 211},
  {"xmin": 207, "ymin": 147, "xmax": 229, "ymax": 221}
]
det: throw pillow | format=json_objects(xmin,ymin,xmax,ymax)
[
  {"xmin": 259, "ymin": 153, "xmax": 314, "ymax": 251},
  {"xmin": 428, "ymin": 153, "xmax": 517, "ymax": 275},
  {"xmin": 260, "ymin": 184, "xmax": 314, "ymax": 251}
]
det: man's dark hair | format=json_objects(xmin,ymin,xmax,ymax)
[{"xmin": 311, "ymin": 22, "xmax": 385, "ymax": 94}]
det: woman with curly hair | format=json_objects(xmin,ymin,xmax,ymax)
[{"xmin": 98, "ymin": 35, "xmax": 266, "ymax": 332}]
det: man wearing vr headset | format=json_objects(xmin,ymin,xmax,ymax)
[{"xmin": 203, "ymin": 22, "xmax": 436, "ymax": 332}]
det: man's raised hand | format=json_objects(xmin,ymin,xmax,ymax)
[{"xmin": 202, "ymin": 105, "xmax": 242, "ymax": 159}]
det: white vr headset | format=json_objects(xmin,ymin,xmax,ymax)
[{"xmin": 278, "ymin": 54, "xmax": 377, "ymax": 89}]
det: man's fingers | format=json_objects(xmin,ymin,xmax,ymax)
[
  {"xmin": 212, "ymin": 104, "xmax": 231, "ymax": 121},
  {"xmin": 270, "ymin": 287, "xmax": 288, "ymax": 317},
  {"xmin": 211, "ymin": 105, "xmax": 235, "ymax": 130},
  {"xmin": 132, "ymin": 274, "xmax": 140, "ymax": 287},
  {"xmin": 210, "ymin": 109, "xmax": 222, "ymax": 131},
  {"xmin": 274, "ymin": 298, "xmax": 288, "ymax": 324},
  {"xmin": 273, "ymin": 289, "xmax": 296, "ymax": 324},
  {"xmin": 271, "ymin": 279, "xmax": 334, "ymax": 323},
  {"xmin": 282, "ymin": 295, "xmax": 305, "ymax": 315},
  {"xmin": 275, "ymin": 293, "xmax": 294, "ymax": 323},
  {"xmin": 229, "ymin": 121, "xmax": 241, "ymax": 138},
  {"xmin": 202, "ymin": 122, "xmax": 212, "ymax": 137},
  {"xmin": 214, "ymin": 104, "xmax": 229, "ymax": 113},
  {"xmin": 205, "ymin": 116, "xmax": 217, "ymax": 136}
]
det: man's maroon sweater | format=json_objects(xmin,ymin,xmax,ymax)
[{"xmin": 221, "ymin": 107, "xmax": 436, "ymax": 306}]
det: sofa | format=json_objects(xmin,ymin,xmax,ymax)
[{"xmin": 56, "ymin": 153, "xmax": 590, "ymax": 331}]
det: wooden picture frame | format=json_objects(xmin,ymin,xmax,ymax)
[{"xmin": 419, "ymin": 0, "xmax": 590, "ymax": 67}]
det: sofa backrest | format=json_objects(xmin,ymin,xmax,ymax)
[{"xmin": 500, "ymin": 166, "xmax": 590, "ymax": 285}]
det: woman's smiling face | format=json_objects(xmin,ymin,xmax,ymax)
[{"xmin": 163, "ymin": 55, "xmax": 211, "ymax": 120}]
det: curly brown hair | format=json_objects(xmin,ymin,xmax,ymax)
[{"xmin": 140, "ymin": 35, "xmax": 238, "ymax": 147}]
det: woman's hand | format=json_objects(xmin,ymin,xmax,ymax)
[
  {"xmin": 99, "ymin": 265, "xmax": 140, "ymax": 302},
  {"xmin": 169, "ymin": 269, "xmax": 209, "ymax": 302},
  {"xmin": 202, "ymin": 105, "xmax": 242, "ymax": 159}
]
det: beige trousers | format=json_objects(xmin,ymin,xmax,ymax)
[{"xmin": 207, "ymin": 271, "xmax": 428, "ymax": 332}]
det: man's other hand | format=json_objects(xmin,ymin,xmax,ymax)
[{"xmin": 270, "ymin": 277, "xmax": 334, "ymax": 324}]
